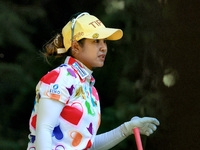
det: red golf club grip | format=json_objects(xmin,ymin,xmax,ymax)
[{"xmin": 133, "ymin": 128, "xmax": 143, "ymax": 150}]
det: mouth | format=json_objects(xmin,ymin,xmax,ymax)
[{"xmin": 98, "ymin": 54, "xmax": 106, "ymax": 61}]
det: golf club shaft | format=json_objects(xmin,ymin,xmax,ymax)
[{"xmin": 133, "ymin": 128, "xmax": 143, "ymax": 150}]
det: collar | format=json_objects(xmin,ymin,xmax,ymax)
[
  {"xmin": 64, "ymin": 56, "xmax": 95, "ymax": 86},
  {"xmin": 75, "ymin": 59, "xmax": 93, "ymax": 76}
]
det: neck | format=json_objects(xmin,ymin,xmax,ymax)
[{"xmin": 75, "ymin": 59, "xmax": 93, "ymax": 75}]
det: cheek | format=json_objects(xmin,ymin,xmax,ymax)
[
  {"xmin": 87, "ymin": 48, "xmax": 98, "ymax": 58},
  {"xmin": 86, "ymin": 51, "xmax": 97, "ymax": 59}
]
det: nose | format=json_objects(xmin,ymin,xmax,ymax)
[{"xmin": 100, "ymin": 40, "xmax": 107, "ymax": 52}]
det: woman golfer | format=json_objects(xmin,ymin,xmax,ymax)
[{"xmin": 27, "ymin": 12, "xmax": 160, "ymax": 150}]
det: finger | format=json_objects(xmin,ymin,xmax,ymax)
[
  {"xmin": 148, "ymin": 123, "xmax": 157, "ymax": 131},
  {"xmin": 152, "ymin": 118, "xmax": 160, "ymax": 126},
  {"xmin": 145, "ymin": 128, "xmax": 153, "ymax": 136},
  {"xmin": 148, "ymin": 128, "xmax": 154, "ymax": 135},
  {"xmin": 145, "ymin": 131, "xmax": 150, "ymax": 136},
  {"xmin": 142, "ymin": 117, "xmax": 160, "ymax": 126}
]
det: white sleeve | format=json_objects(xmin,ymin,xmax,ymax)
[
  {"xmin": 35, "ymin": 98, "xmax": 65, "ymax": 150},
  {"xmin": 89, "ymin": 126, "xmax": 128, "ymax": 150}
]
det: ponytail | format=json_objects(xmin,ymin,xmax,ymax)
[
  {"xmin": 44, "ymin": 34, "xmax": 64, "ymax": 56},
  {"xmin": 42, "ymin": 33, "xmax": 71, "ymax": 64},
  {"xmin": 42, "ymin": 32, "xmax": 85, "ymax": 64}
]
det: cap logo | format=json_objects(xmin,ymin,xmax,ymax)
[
  {"xmin": 89, "ymin": 20, "xmax": 102, "ymax": 28},
  {"xmin": 92, "ymin": 33, "xmax": 99, "ymax": 39},
  {"xmin": 72, "ymin": 32, "xmax": 84, "ymax": 41}
]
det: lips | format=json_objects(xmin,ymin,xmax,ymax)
[{"xmin": 98, "ymin": 54, "xmax": 106, "ymax": 61}]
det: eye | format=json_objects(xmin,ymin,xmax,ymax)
[
  {"xmin": 94, "ymin": 39, "xmax": 107, "ymax": 44},
  {"xmin": 94, "ymin": 39, "xmax": 100, "ymax": 43}
]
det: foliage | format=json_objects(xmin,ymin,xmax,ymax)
[{"xmin": 0, "ymin": 1, "xmax": 49, "ymax": 149}]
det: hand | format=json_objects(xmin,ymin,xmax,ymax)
[{"xmin": 121, "ymin": 116, "xmax": 160, "ymax": 136}]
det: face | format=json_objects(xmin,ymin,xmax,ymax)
[{"xmin": 73, "ymin": 39, "xmax": 107, "ymax": 70}]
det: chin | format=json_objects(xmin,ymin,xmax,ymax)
[{"xmin": 95, "ymin": 63, "xmax": 104, "ymax": 68}]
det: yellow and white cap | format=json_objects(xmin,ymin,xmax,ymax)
[{"xmin": 58, "ymin": 13, "xmax": 123, "ymax": 54}]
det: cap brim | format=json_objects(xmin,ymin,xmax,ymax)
[{"xmin": 85, "ymin": 27, "xmax": 123, "ymax": 40}]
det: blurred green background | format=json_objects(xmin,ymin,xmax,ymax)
[{"xmin": 0, "ymin": 0, "xmax": 199, "ymax": 149}]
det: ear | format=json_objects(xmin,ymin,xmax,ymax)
[{"xmin": 71, "ymin": 41, "xmax": 82, "ymax": 55}]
